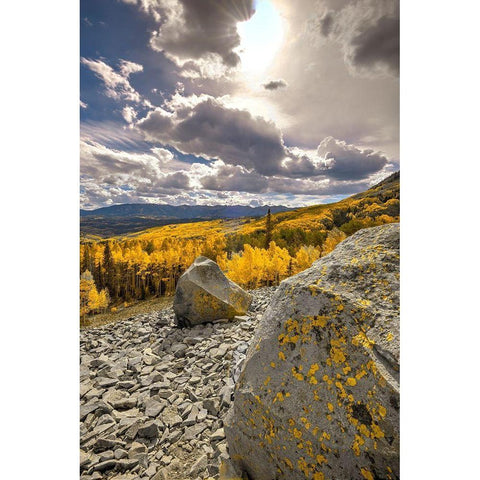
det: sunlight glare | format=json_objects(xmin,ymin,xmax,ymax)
[{"xmin": 236, "ymin": 0, "xmax": 284, "ymax": 76}]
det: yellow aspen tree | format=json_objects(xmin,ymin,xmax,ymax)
[
  {"xmin": 98, "ymin": 289, "xmax": 109, "ymax": 312},
  {"xmin": 216, "ymin": 251, "xmax": 228, "ymax": 272},
  {"xmin": 80, "ymin": 270, "xmax": 95, "ymax": 320},
  {"xmin": 322, "ymin": 228, "xmax": 347, "ymax": 256},
  {"xmin": 265, "ymin": 242, "xmax": 291, "ymax": 285},
  {"xmin": 294, "ymin": 245, "xmax": 321, "ymax": 273},
  {"xmin": 88, "ymin": 285, "xmax": 100, "ymax": 314}
]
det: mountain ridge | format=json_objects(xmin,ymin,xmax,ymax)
[
  {"xmin": 80, "ymin": 204, "xmax": 294, "ymax": 238},
  {"xmin": 80, "ymin": 203, "xmax": 293, "ymax": 218}
]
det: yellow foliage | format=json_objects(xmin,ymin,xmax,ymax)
[
  {"xmin": 293, "ymin": 245, "xmax": 321, "ymax": 273},
  {"xmin": 224, "ymin": 242, "xmax": 292, "ymax": 288},
  {"xmin": 80, "ymin": 270, "xmax": 109, "ymax": 318},
  {"xmin": 322, "ymin": 228, "xmax": 347, "ymax": 256}
]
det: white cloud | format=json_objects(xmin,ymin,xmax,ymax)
[
  {"xmin": 122, "ymin": 106, "xmax": 137, "ymax": 124},
  {"xmin": 80, "ymin": 139, "xmax": 194, "ymax": 206},
  {"xmin": 81, "ymin": 57, "xmax": 148, "ymax": 105}
]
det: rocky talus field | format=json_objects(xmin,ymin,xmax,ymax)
[{"xmin": 80, "ymin": 287, "xmax": 276, "ymax": 480}]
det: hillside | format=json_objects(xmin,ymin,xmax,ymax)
[
  {"xmin": 126, "ymin": 171, "xmax": 399, "ymax": 245},
  {"xmin": 80, "ymin": 204, "xmax": 293, "ymax": 238}
]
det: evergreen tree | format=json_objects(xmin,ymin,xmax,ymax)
[
  {"xmin": 81, "ymin": 244, "xmax": 92, "ymax": 274},
  {"xmin": 265, "ymin": 208, "xmax": 272, "ymax": 249},
  {"xmin": 103, "ymin": 241, "xmax": 113, "ymax": 294}
]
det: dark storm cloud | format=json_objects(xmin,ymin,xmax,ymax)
[
  {"xmin": 137, "ymin": 0, "xmax": 254, "ymax": 70},
  {"xmin": 136, "ymin": 96, "xmax": 290, "ymax": 176},
  {"xmin": 316, "ymin": 0, "xmax": 399, "ymax": 77},
  {"xmin": 281, "ymin": 154, "xmax": 318, "ymax": 177},
  {"xmin": 154, "ymin": 171, "xmax": 191, "ymax": 189},
  {"xmin": 317, "ymin": 136, "xmax": 388, "ymax": 180},
  {"xmin": 200, "ymin": 164, "xmax": 269, "ymax": 193},
  {"xmin": 348, "ymin": 13, "xmax": 399, "ymax": 76},
  {"xmin": 263, "ymin": 79, "xmax": 288, "ymax": 90}
]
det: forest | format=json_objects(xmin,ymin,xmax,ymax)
[{"xmin": 80, "ymin": 172, "xmax": 399, "ymax": 320}]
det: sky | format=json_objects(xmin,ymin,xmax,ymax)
[{"xmin": 80, "ymin": 0, "xmax": 399, "ymax": 209}]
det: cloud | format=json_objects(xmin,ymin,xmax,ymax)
[
  {"xmin": 80, "ymin": 139, "xmax": 193, "ymax": 202},
  {"xmin": 199, "ymin": 163, "xmax": 269, "ymax": 193},
  {"xmin": 316, "ymin": 0, "xmax": 399, "ymax": 77},
  {"xmin": 316, "ymin": 136, "xmax": 388, "ymax": 180},
  {"xmin": 81, "ymin": 57, "xmax": 148, "ymax": 104},
  {"xmin": 122, "ymin": 106, "xmax": 137, "ymax": 124},
  {"xmin": 136, "ymin": 94, "xmax": 290, "ymax": 175},
  {"xmin": 81, "ymin": 120, "xmax": 153, "ymax": 151},
  {"xmin": 197, "ymin": 159, "xmax": 371, "ymax": 197},
  {"xmin": 124, "ymin": 0, "xmax": 255, "ymax": 77},
  {"xmin": 267, "ymin": 176, "xmax": 369, "ymax": 196},
  {"xmin": 79, "ymin": 134, "xmax": 390, "ymax": 208},
  {"xmin": 135, "ymin": 91, "xmax": 389, "ymax": 183},
  {"xmin": 263, "ymin": 79, "xmax": 288, "ymax": 90}
]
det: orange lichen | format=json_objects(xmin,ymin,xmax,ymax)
[
  {"xmin": 360, "ymin": 467, "xmax": 374, "ymax": 480},
  {"xmin": 316, "ymin": 454, "xmax": 328, "ymax": 465}
]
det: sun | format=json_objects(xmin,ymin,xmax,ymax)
[{"xmin": 236, "ymin": 0, "xmax": 284, "ymax": 76}]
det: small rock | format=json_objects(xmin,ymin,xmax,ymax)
[
  {"xmin": 137, "ymin": 420, "xmax": 159, "ymax": 439},
  {"xmin": 189, "ymin": 454, "xmax": 208, "ymax": 476},
  {"xmin": 114, "ymin": 448, "xmax": 128, "ymax": 460},
  {"xmin": 145, "ymin": 399, "xmax": 165, "ymax": 418},
  {"xmin": 210, "ymin": 428, "xmax": 225, "ymax": 441},
  {"xmin": 93, "ymin": 459, "xmax": 117, "ymax": 472}
]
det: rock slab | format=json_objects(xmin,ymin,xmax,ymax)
[
  {"xmin": 225, "ymin": 224, "xmax": 400, "ymax": 480},
  {"xmin": 173, "ymin": 256, "xmax": 252, "ymax": 327}
]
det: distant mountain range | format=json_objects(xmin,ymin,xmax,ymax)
[
  {"xmin": 81, "ymin": 204, "xmax": 291, "ymax": 218},
  {"xmin": 80, "ymin": 204, "xmax": 294, "ymax": 237}
]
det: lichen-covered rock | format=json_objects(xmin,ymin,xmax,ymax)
[
  {"xmin": 224, "ymin": 224, "xmax": 400, "ymax": 480},
  {"xmin": 173, "ymin": 256, "xmax": 252, "ymax": 327}
]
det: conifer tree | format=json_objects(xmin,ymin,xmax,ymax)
[
  {"xmin": 103, "ymin": 241, "xmax": 114, "ymax": 294},
  {"xmin": 265, "ymin": 208, "xmax": 272, "ymax": 249}
]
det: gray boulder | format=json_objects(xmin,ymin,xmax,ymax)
[
  {"xmin": 173, "ymin": 256, "xmax": 252, "ymax": 327},
  {"xmin": 224, "ymin": 224, "xmax": 400, "ymax": 480}
]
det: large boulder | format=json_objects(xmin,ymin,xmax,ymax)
[
  {"xmin": 173, "ymin": 256, "xmax": 252, "ymax": 327},
  {"xmin": 225, "ymin": 224, "xmax": 399, "ymax": 480}
]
